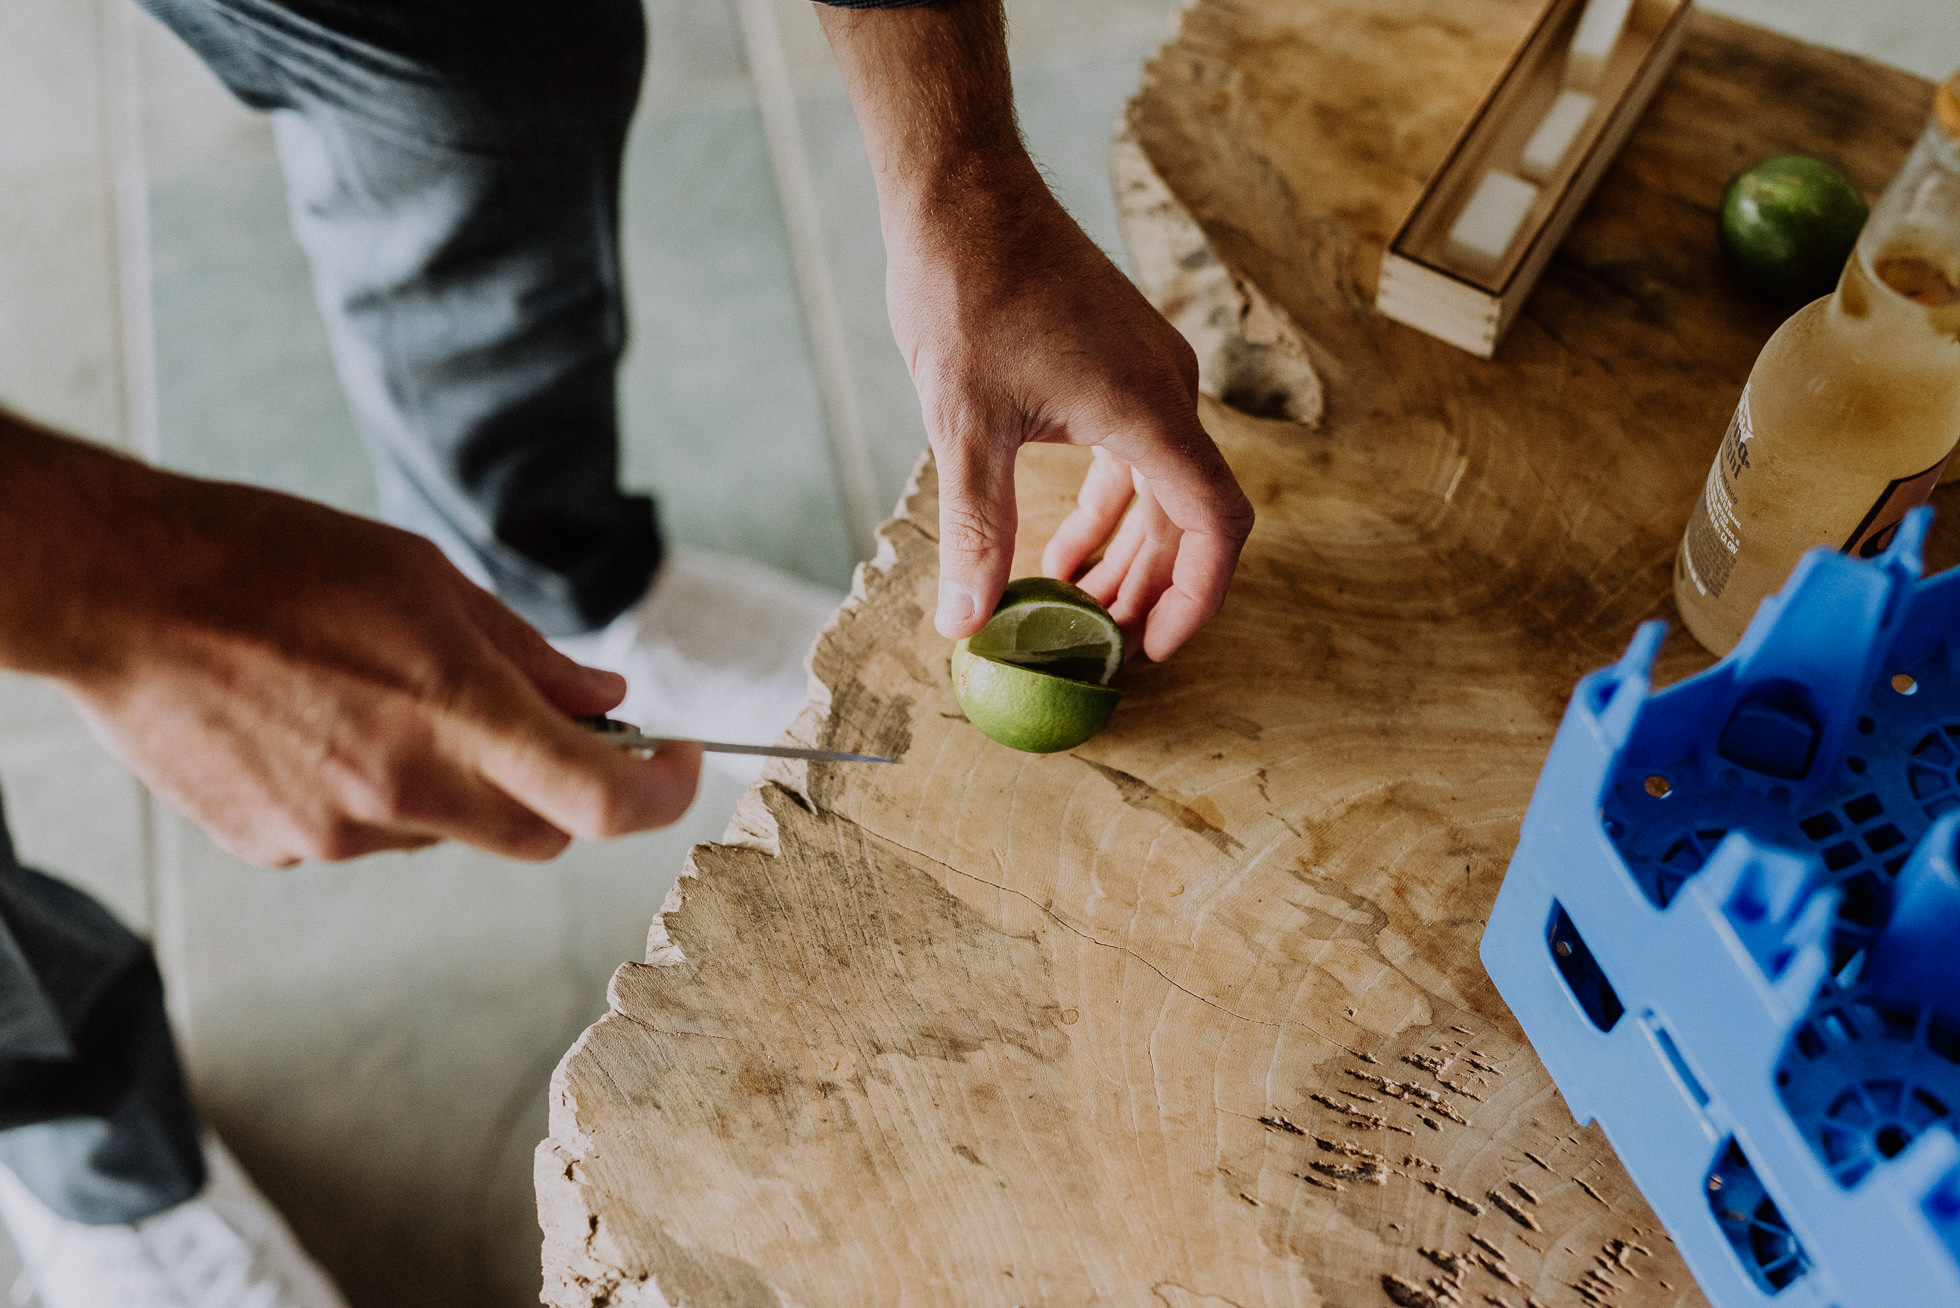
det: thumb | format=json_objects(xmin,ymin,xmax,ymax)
[
  {"xmin": 458, "ymin": 584, "xmax": 627, "ymax": 716},
  {"xmin": 932, "ymin": 429, "xmax": 1019, "ymax": 639}
]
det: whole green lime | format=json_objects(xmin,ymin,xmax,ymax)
[
  {"xmin": 951, "ymin": 577, "xmax": 1123, "ymax": 753},
  {"xmin": 1718, "ymin": 155, "xmax": 1869, "ymax": 299}
]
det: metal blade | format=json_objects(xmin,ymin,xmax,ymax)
[{"xmin": 579, "ymin": 716, "xmax": 893, "ymax": 764}]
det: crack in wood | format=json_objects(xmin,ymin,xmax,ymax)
[
  {"xmin": 1309, "ymin": 1092, "xmax": 1415, "ymax": 1135},
  {"xmin": 1420, "ymin": 1179, "xmax": 1486, "ymax": 1216},
  {"xmin": 1403, "ymin": 1052, "xmax": 1487, "ymax": 1099},
  {"xmin": 1488, "ymin": 1190, "xmax": 1544, "ymax": 1232},
  {"xmin": 1381, "ymin": 1272, "xmax": 1461, "ymax": 1308},
  {"xmin": 1312, "ymin": 1158, "xmax": 1389, "ymax": 1184},
  {"xmin": 1348, "ymin": 1069, "xmax": 1470, "ymax": 1124}
]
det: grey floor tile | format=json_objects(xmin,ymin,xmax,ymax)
[
  {"xmin": 790, "ymin": 89, "xmax": 921, "ymax": 522},
  {"xmin": 765, "ymin": 0, "xmax": 840, "ymax": 89},
  {"xmin": 1004, "ymin": 0, "xmax": 1182, "ymax": 57},
  {"xmin": 147, "ymin": 158, "xmax": 377, "ymax": 519},
  {"xmin": 0, "ymin": 1220, "xmax": 36, "ymax": 1308},
  {"xmin": 766, "ymin": 0, "xmax": 1178, "ymax": 91},
  {"xmin": 1016, "ymin": 35, "xmax": 1166, "ymax": 268},
  {"xmin": 0, "ymin": 162, "xmax": 127, "ymax": 449},
  {"xmin": 134, "ymin": 4, "xmax": 276, "ymax": 182},
  {"xmin": 642, "ymin": 0, "xmax": 753, "ymax": 114},
  {"xmin": 0, "ymin": 0, "xmax": 106, "ymax": 176},
  {"xmin": 166, "ymin": 767, "xmax": 746, "ymax": 1308},
  {"xmin": 0, "ymin": 673, "xmax": 78, "ymax": 738},
  {"xmin": 619, "ymin": 100, "xmax": 859, "ymax": 590},
  {"xmin": 0, "ymin": 730, "xmax": 152, "ymax": 936}
]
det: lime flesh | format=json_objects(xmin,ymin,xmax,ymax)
[
  {"xmin": 1719, "ymin": 155, "xmax": 1869, "ymax": 300},
  {"xmin": 966, "ymin": 577, "xmax": 1124, "ymax": 685},
  {"xmin": 953, "ymin": 577, "xmax": 1123, "ymax": 753}
]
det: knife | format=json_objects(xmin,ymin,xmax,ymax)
[{"xmin": 578, "ymin": 715, "xmax": 894, "ymax": 764}]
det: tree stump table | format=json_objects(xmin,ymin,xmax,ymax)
[{"xmin": 537, "ymin": 5, "xmax": 1946, "ymax": 1305}]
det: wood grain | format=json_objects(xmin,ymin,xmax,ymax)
[{"xmin": 538, "ymin": 5, "xmax": 1947, "ymax": 1305}]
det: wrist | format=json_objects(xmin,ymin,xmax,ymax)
[
  {"xmin": 878, "ymin": 145, "xmax": 1050, "ymax": 254},
  {"xmin": 0, "ymin": 416, "xmax": 183, "ymax": 688}
]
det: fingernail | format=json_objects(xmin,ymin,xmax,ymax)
[{"xmin": 937, "ymin": 587, "xmax": 979, "ymax": 632}]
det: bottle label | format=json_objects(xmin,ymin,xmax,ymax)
[
  {"xmin": 1682, "ymin": 385, "xmax": 1754, "ymax": 599},
  {"xmin": 1843, "ymin": 455, "xmax": 1951, "ymax": 558}
]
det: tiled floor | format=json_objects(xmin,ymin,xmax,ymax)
[{"xmin": 0, "ymin": 1, "xmax": 1957, "ymax": 1306}]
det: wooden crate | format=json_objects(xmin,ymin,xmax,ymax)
[{"xmin": 1377, "ymin": 0, "xmax": 1695, "ymax": 357}]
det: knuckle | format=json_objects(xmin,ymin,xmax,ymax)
[
  {"xmin": 305, "ymin": 818, "xmax": 370, "ymax": 864},
  {"xmin": 939, "ymin": 502, "xmax": 1007, "ymax": 563},
  {"xmin": 365, "ymin": 768, "xmax": 422, "ymax": 825},
  {"xmin": 1222, "ymin": 492, "xmax": 1257, "ymax": 537},
  {"xmin": 1167, "ymin": 334, "xmax": 1201, "ymax": 390}
]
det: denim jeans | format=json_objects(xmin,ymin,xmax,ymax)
[
  {"xmin": 139, "ymin": 0, "xmax": 663, "ymax": 637},
  {"xmin": 0, "ymin": 796, "xmax": 205, "ymax": 1223}
]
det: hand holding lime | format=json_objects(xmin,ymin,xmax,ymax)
[
  {"xmin": 951, "ymin": 578, "xmax": 1123, "ymax": 753},
  {"xmin": 1719, "ymin": 155, "xmax": 1869, "ymax": 300}
]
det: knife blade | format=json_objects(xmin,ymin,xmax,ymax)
[{"xmin": 578, "ymin": 715, "xmax": 893, "ymax": 764}]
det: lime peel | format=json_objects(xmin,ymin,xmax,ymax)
[{"xmin": 1719, "ymin": 154, "xmax": 1869, "ymax": 300}]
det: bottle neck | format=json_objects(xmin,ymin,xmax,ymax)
[{"xmin": 1849, "ymin": 118, "xmax": 1960, "ymax": 307}]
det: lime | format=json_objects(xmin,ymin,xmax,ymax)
[
  {"xmin": 952, "ymin": 578, "xmax": 1123, "ymax": 753},
  {"xmin": 1719, "ymin": 155, "xmax": 1869, "ymax": 299}
]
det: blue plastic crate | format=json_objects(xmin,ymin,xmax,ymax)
[{"xmin": 1483, "ymin": 508, "xmax": 1960, "ymax": 1308}]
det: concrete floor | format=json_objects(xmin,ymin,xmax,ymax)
[{"xmin": 0, "ymin": 0, "xmax": 1954, "ymax": 1305}]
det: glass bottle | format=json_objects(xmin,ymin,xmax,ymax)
[{"xmin": 1674, "ymin": 72, "xmax": 1960, "ymax": 656}]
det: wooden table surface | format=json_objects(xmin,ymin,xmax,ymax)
[{"xmin": 537, "ymin": 5, "xmax": 1946, "ymax": 1305}]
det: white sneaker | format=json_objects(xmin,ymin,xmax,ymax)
[
  {"xmin": 555, "ymin": 548, "xmax": 844, "ymax": 781},
  {"xmin": 0, "ymin": 1133, "xmax": 347, "ymax": 1308}
]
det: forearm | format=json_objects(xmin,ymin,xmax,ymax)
[
  {"xmin": 817, "ymin": 0, "xmax": 1043, "ymax": 242},
  {"xmin": 0, "ymin": 411, "xmax": 169, "ymax": 684}
]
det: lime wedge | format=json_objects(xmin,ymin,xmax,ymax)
[{"xmin": 965, "ymin": 577, "xmax": 1123, "ymax": 685}]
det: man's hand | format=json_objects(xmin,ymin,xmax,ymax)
[
  {"xmin": 819, "ymin": 0, "xmax": 1253, "ymax": 662},
  {"xmin": 0, "ymin": 416, "xmax": 700, "ymax": 868}
]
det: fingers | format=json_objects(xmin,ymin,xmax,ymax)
[
  {"xmin": 1097, "ymin": 412, "xmax": 1253, "ymax": 662},
  {"xmin": 1138, "ymin": 523, "xmax": 1246, "ymax": 660},
  {"xmin": 473, "ymin": 712, "xmax": 703, "ymax": 841},
  {"xmin": 1041, "ymin": 414, "xmax": 1251, "ymax": 662},
  {"xmin": 459, "ymin": 582, "xmax": 627, "ymax": 716},
  {"xmin": 931, "ymin": 420, "xmax": 1020, "ymax": 638},
  {"xmin": 419, "ymin": 593, "xmax": 700, "ymax": 848},
  {"xmin": 448, "ymin": 581, "xmax": 704, "ymax": 840},
  {"xmin": 230, "ymin": 725, "xmax": 697, "ymax": 867},
  {"xmin": 1042, "ymin": 447, "xmax": 1136, "ymax": 585},
  {"xmin": 1091, "ymin": 485, "xmax": 1183, "ymax": 651},
  {"xmin": 360, "ymin": 762, "xmax": 577, "ymax": 863}
]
